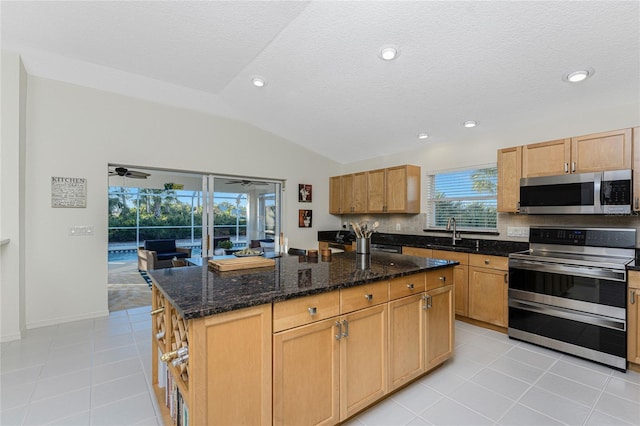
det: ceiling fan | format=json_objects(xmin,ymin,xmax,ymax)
[
  {"xmin": 108, "ymin": 167, "xmax": 150, "ymax": 179},
  {"xmin": 225, "ymin": 179, "xmax": 268, "ymax": 186}
]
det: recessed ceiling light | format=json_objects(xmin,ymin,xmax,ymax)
[
  {"xmin": 251, "ymin": 76, "xmax": 266, "ymax": 87},
  {"xmin": 379, "ymin": 45, "xmax": 400, "ymax": 61},
  {"xmin": 563, "ymin": 68, "xmax": 594, "ymax": 83},
  {"xmin": 463, "ymin": 120, "xmax": 478, "ymax": 128},
  {"xmin": 417, "ymin": 132, "xmax": 429, "ymax": 140}
]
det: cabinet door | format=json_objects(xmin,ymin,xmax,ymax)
[
  {"xmin": 497, "ymin": 146, "xmax": 522, "ymax": 212},
  {"xmin": 469, "ymin": 266, "xmax": 508, "ymax": 327},
  {"xmin": 386, "ymin": 165, "xmax": 420, "ymax": 213},
  {"xmin": 273, "ymin": 318, "xmax": 340, "ymax": 426},
  {"xmin": 352, "ymin": 172, "xmax": 368, "ymax": 213},
  {"xmin": 628, "ymin": 271, "xmax": 640, "ymax": 365},
  {"xmin": 367, "ymin": 169, "xmax": 386, "ymax": 213},
  {"xmin": 388, "ymin": 294, "xmax": 425, "ymax": 390},
  {"xmin": 571, "ymin": 128, "xmax": 632, "ymax": 173},
  {"xmin": 522, "ymin": 138, "xmax": 571, "ymax": 177},
  {"xmin": 425, "ymin": 285, "xmax": 455, "ymax": 371},
  {"xmin": 191, "ymin": 305, "xmax": 272, "ymax": 426},
  {"xmin": 453, "ymin": 264, "xmax": 469, "ymax": 317},
  {"xmin": 329, "ymin": 176, "xmax": 342, "ymax": 214},
  {"xmin": 342, "ymin": 174, "xmax": 355, "ymax": 213},
  {"xmin": 340, "ymin": 304, "xmax": 388, "ymax": 420},
  {"xmin": 632, "ymin": 127, "xmax": 640, "ymax": 211}
]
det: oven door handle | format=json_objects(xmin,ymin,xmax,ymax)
[
  {"xmin": 509, "ymin": 299, "xmax": 626, "ymax": 331},
  {"xmin": 508, "ymin": 258, "xmax": 626, "ymax": 282}
]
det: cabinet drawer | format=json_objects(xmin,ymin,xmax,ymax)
[
  {"xmin": 468, "ymin": 254, "xmax": 508, "ymax": 270},
  {"xmin": 432, "ymin": 250, "xmax": 469, "ymax": 265},
  {"xmin": 389, "ymin": 273, "xmax": 426, "ymax": 300},
  {"xmin": 402, "ymin": 247, "xmax": 432, "ymax": 258},
  {"xmin": 273, "ymin": 291, "xmax": 340, "ymax": 332},
  {"xmin": 426, "ymin": 268, "xmax": 454, "ymax": 291},
  {"xmin": 341, "ymin": 281, "xmax": 389, "ymax": 314}
]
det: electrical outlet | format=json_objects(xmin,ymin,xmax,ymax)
[
  {"xmin": 395, "ymin": 223, "xmax": 401, "ymax": 231},
  {"xmin": 507, "ymin": 227, "xmax": 529, "ymax": 237},
  {"xmin": 69, "ymin": 225, "xmax": 94, "ymax": 237}
]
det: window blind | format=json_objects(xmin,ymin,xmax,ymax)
[{"xmin": 425, "ymin": 166, "xmax": 498, "ymax": 230}]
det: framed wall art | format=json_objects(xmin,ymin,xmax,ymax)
[
  {"xmin": 298, "ymin": 209, "xmax": 312, "ymax": 228},
  {"xmin": 298, "ymin": 184, "xmax": 312, "ymax": 202}
]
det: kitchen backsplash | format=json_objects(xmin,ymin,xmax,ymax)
[{"xmin": 340, "ymin": 213, "xmax": 640, "ymax": 244}]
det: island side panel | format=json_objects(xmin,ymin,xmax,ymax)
[{"xmin": 190, "ymin": 304, "xmax": 272, "ymax": 426}]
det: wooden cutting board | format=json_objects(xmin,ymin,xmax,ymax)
[{"xmin": 208, "ymin": 256, "xmax": 275, "ymax": 271}]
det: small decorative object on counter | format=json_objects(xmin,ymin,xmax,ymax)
[{"xmin": 356, "ymin": 237, "xmax": 370, "ymax": 254}]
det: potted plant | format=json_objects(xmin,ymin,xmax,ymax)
[{"xmin": 217, "ymin": 239, "xmax": 234, "ymax": 255}]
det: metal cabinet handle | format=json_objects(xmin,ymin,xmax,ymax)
[
  {"xmin": 632, "ymin": 290, "xmax": 636, "ymax": 305},
  {"xmin": 484, "ymin": 259, "xmax": 490, "ymax": 265},
  {"xmin": 571, "ymin": 162, "xmax": 576, "ymax": 173},
  {"xmin": 635, "ymin": 197, "xmax": 639, "ymax": 210},
  {"xmin": 439, "ymin": 275, "xmax": 446, "ymax": 282},
  {"xmin": 504, "ymin": 273, "xmax": 508, "ymax": 284},
  {"xmin": 342, "ymin": 320, "xmax": 349, "ymax": 338},
  {"xmin": 335, "ymin": 321, "xmax": 342, "ymax": 340},
  {"xmin": 426, "ymin": 295, "xmax": 432, "ymax": 309},
  {"xmin": 364, "ymin": 294, "xmax": 373, "ymax": 301},
  {"xmin": 150, "ymin": 307, "xmax": 164, "ymax": 316},
  {"xmin": 407, "ymin": 283, "xmax": 414, "ymax": 289},
  {"xmin": 422, "ymin": 294, "xmax": 432, "ymax": 310},
  {"xmin": 564, "ymin": 163, "xmax": 569, "ymax": 173},
  {"xmin": 308, "ymin": 307, "xmax": 317, "ymax": 316}
]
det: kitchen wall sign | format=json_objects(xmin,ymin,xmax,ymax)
[
  {"xmin": 298, "ymin": 209, "xmax": 312, "ymax": 228},
  {"xmin": 51, "ymin": 176, "xmax": 87, "ymax": 208},
  {"xmin": 298, "ymin": 184, "xmax": 312, "ymax": 202}
]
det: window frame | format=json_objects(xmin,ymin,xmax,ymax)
[{"xmin": 424, "ymin": 164, "xmax": 498, "ymax": 232}]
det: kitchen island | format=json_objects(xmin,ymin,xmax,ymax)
[{"xmin": 150, "ymin": 251, "xmax": 457, "ymax": 426}]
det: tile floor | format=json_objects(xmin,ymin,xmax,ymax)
[{"xmin": 2, "ymin": 309, "xmax": 639, "ymax": 425}]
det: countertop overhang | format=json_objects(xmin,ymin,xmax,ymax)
[{"xmin": 149, "ymin": 251, "xmax": 457, "ymax": 320}]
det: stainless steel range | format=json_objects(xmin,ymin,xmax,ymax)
[{"xmin": 508, "ymin": 227, "xmax": 636, "ymax": 370}]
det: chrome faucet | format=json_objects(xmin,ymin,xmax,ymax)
[{"xmin": 446, "ymin": 217, "xmax": 462, "ymax": 245}]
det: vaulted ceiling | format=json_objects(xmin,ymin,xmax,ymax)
[{"xmin": 2, "ymin": 1, "xmax": 639, "ymax": 163}]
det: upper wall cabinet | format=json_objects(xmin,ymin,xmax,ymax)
[
  {"xmin": 329, "ymin": 173, "xmax": 367, "ymax": 214},
  {"xmin": 330, "ymin": 165, "xmax": 421, "ymax": 215},
  {"xmin": 497, "ymin": 146, "xmax": 522, "ymax": 213},
  {"xmin": 522, "ymin": 128, "xmax": 632, "ymax": 178}
]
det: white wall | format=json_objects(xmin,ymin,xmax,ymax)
[
  {"xmin": 1, "ymin": 51, "xmax": 27, "ymax": 341},
  {"xmin": 7, "ymin": 72, "xmax": 341, "ymax": 335}
]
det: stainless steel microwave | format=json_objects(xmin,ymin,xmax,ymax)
[{"xmin": 519, "ymin": 169, "xmax": 632, "ymax": 214}]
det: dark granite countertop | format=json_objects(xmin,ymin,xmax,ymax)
[
  {"xmin": 149, "ymin": 251, "xmax": 456, "ymax": 320},
  {"xmin": 318, "ymin": 231, "xmax": 529, "ymax": 257}
]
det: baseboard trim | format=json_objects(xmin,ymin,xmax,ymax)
[{"xmin": 26, "ymin": 309, "xmax": 110, "ymax": 330}]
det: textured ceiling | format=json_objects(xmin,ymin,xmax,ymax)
[{"xmin": 2, "ymin": 1, "xmax": 639, "ymax": 163}]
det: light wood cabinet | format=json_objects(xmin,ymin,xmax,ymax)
[
  {"xmin": 388, "ymin": 294, "xmax": 425, "ymax": 390},
  {"xmin": 273, "ymin": 318, "xmax": 340, "ymax": 426},
  {"xmin": 432, "ymin": 250, "xmax": 469, "ymax": 317},
  {"xmin": 628, "ymin": 271, "xmax": 640, "ymax": 366},
  {"xmin": 152, "ymin": 288, "xmax": 273, "ymax": 426},
  {"xmin": 330, "ymin": 165, "xmax": 420, "ymax": 214},
  {"xmin": 468, "ymin": 254, "xmax": 509, "ymax": 328},
  {"xmin": 633, "ymin": 127, "xmax": 640, "ymax": 211},
  {"xmin": 367, "ymin": 169, "xmax": 386, "ymax": 213},
  {"xmin": 402, "ymin": 246, "xmax": 432, "ymax": 258},
  {"xmin": 522, "ymin": 138, "xmax": 571, "ymax": 177},
  {"xmin": 425, "ymin": 284, "xmax": 454, "ymax": 371},
  {"xmin": 497, "ymin": 146, "xmax": 522, "ymax": 212},
  {"xmin": 191, "ymin": 305, "xmax": 273, "ymax": 426},
  {"xmin": 385, "ymin": 165, "xmax": 421, "ymax": 213},
  {"xmin": 329, "ymin": 176, "xmax": 343, "ymax": 214},
  {"xmin": 521, "ymin": 128, "xmax": 632, "ymax": 178},
  {"xmin": 340, "ymin": 304, "xmax": 388, "ymax": 419},
  {"xmin": 571, "ymin": 128, "xmax": 632, "ymax": 173}
]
